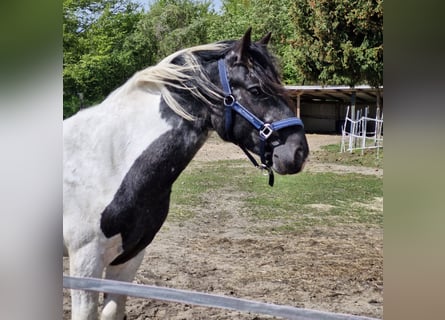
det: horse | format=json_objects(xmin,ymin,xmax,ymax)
[{"xmin": 63, "ymin": 28, "xmax": 309, "ymax": 320}]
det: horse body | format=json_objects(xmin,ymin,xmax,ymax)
[
  {"xmin": 64, "ymin": 86, "xmax": 209, "ymax": 319},
  {"xmin": 64, "ymin": 29, "xmax": 309, "ymax": 319}
]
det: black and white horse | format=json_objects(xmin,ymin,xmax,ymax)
[{"xmin": 63, "ymin": 29, "xmax": 309, "ymax": 319}]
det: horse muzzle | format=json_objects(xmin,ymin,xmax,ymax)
[{"xmin": 271, "ymin": 135, "xmax": 309, "ymax": 175}]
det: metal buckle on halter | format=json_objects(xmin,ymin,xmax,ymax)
[
  {"xmin": 259, "ymin": 124, "xmax": 273, "ymax": 140},
  {"xmin": 258, "ymin": 163, "xmax": 271, "ymax": 176}
]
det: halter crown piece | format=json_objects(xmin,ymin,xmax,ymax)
[{"xmin": 217, "ymin": 59, "xmax": 304, "ymax": 186}]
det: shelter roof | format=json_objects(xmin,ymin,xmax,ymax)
[{"xmin": 285, "ymin": 85, "xmax": 383, "ymax": 104}]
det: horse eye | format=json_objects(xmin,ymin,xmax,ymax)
[{"xmin": 248, "ymin": 86, "xmax": 261, "ymax": 96}]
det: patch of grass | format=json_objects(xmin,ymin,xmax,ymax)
[
  {"xmin": 313, "ymin": 143, "xmax": 383, "ymax": 168},
  {"xmin": 169, "ymin": 161, "xmax": 256, "ymax": 220},
  {"xmin": 242, "ymin": 170, "xmax": 383, "ymax": 230},
  {"xmin": 170, "ymin": 160, "xmax": 383, "ymax": 232}
]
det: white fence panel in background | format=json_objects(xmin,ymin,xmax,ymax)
[{"xmin": 341, "ymin": 106, "xmax": 383, "ymax": 155}]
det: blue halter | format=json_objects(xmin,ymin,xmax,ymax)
[{"xmin": 217, "ymin": 59, "xmax": 304, "ymax": 186}]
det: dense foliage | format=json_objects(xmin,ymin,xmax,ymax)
[
  {"xmin": 290, "ymin": 0, "xmax": 383, "ymax": 86},
  {"xmin": 63, "ymin": 0, "xmax": 383, "ymax": 118}
]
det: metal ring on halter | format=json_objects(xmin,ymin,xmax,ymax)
[{"xmin": 223, "ymin": 95, "xmax": 236, "ymax": 107}]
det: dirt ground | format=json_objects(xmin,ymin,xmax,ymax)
[{"xmin": 63, "ymin": 134, "xmax": 383, "ymax": 319}]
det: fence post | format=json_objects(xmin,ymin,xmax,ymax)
[
  {"xmin": 350, "ymin": 91, "xmax": 356, "ymax": 150},
  {"xmin": 361, "ymin": 107, "xmax": 368, "ymax": 155}
]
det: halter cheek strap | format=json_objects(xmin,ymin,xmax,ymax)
[{"xmin": 217, "ymin": 59, "xmax": 304, "ymax": 186}]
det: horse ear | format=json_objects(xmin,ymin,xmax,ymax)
[
  {"xmin": 235, "ymin": 27, "xmax": 252, "ymax": 63},
  {"xmin": 256, "ymin": 31, "xmax": 272, "ymax": 46}
]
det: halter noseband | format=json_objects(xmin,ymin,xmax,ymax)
[{"xmin": 217, "ymin": 59, "xmax": 304, "ymax": 186}]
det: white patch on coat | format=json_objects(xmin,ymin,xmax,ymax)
[{"xmin": 63, "ymin": 86, "xmax": 172, "ymax": 265}]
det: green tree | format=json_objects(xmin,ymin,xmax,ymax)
[
  {"xmin": 63, "ymin": 0, "xmax": 218, "ymax": 118},
  {"xmin": 289, "ymin": 0, "xmax": 383, "ymax": 86},
  {"xmin": 63, "ymin": 0, "xmax": 143, "ymax": 118},
  {"xmin": 136, "ymin": 0, "xmax": 215, "ymax": 62},
  {"xmin": 207, "ymin": 0, "xmax": 297, "ymax": 81},
  {"xmin": 63, "ymin": 0, "xmax": 383, "ymax": 118}
]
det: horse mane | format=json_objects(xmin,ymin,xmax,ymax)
[
  {"xmin": 118, "ymin": 43, "xmax": 228, "ymax": 121},
  {"xmin": 112, "ymin": 40, "xmax": 285, "ymax": 121}
]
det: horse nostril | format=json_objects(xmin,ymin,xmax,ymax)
[{"xmin": 294, "ymin": 146, "xmax": 303, "ymax": 159}]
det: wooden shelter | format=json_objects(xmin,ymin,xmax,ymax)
[{"xmin": 285, "ymin": 85, "xmax": 383, "ymax": 133}]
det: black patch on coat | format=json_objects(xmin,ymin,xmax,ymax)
[{"xmin": 100, "ymin": 103, "xmax": 209, "ymax": 265}]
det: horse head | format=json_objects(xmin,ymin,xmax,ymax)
[{"xmin": 210, "ymin": 28, "xmax": 309, "ymax": 177}]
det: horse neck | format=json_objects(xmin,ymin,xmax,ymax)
[
  {"xmin": 123, "ymin": 98, "xmax": 211, "ymax": 194},
  {"xmin": 139, "ymin": 122, "xmax": 209, "ymax": 190},
  {"xmin": 97, "ymin": 60, "xmax": 218, "ymax": 190}
]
